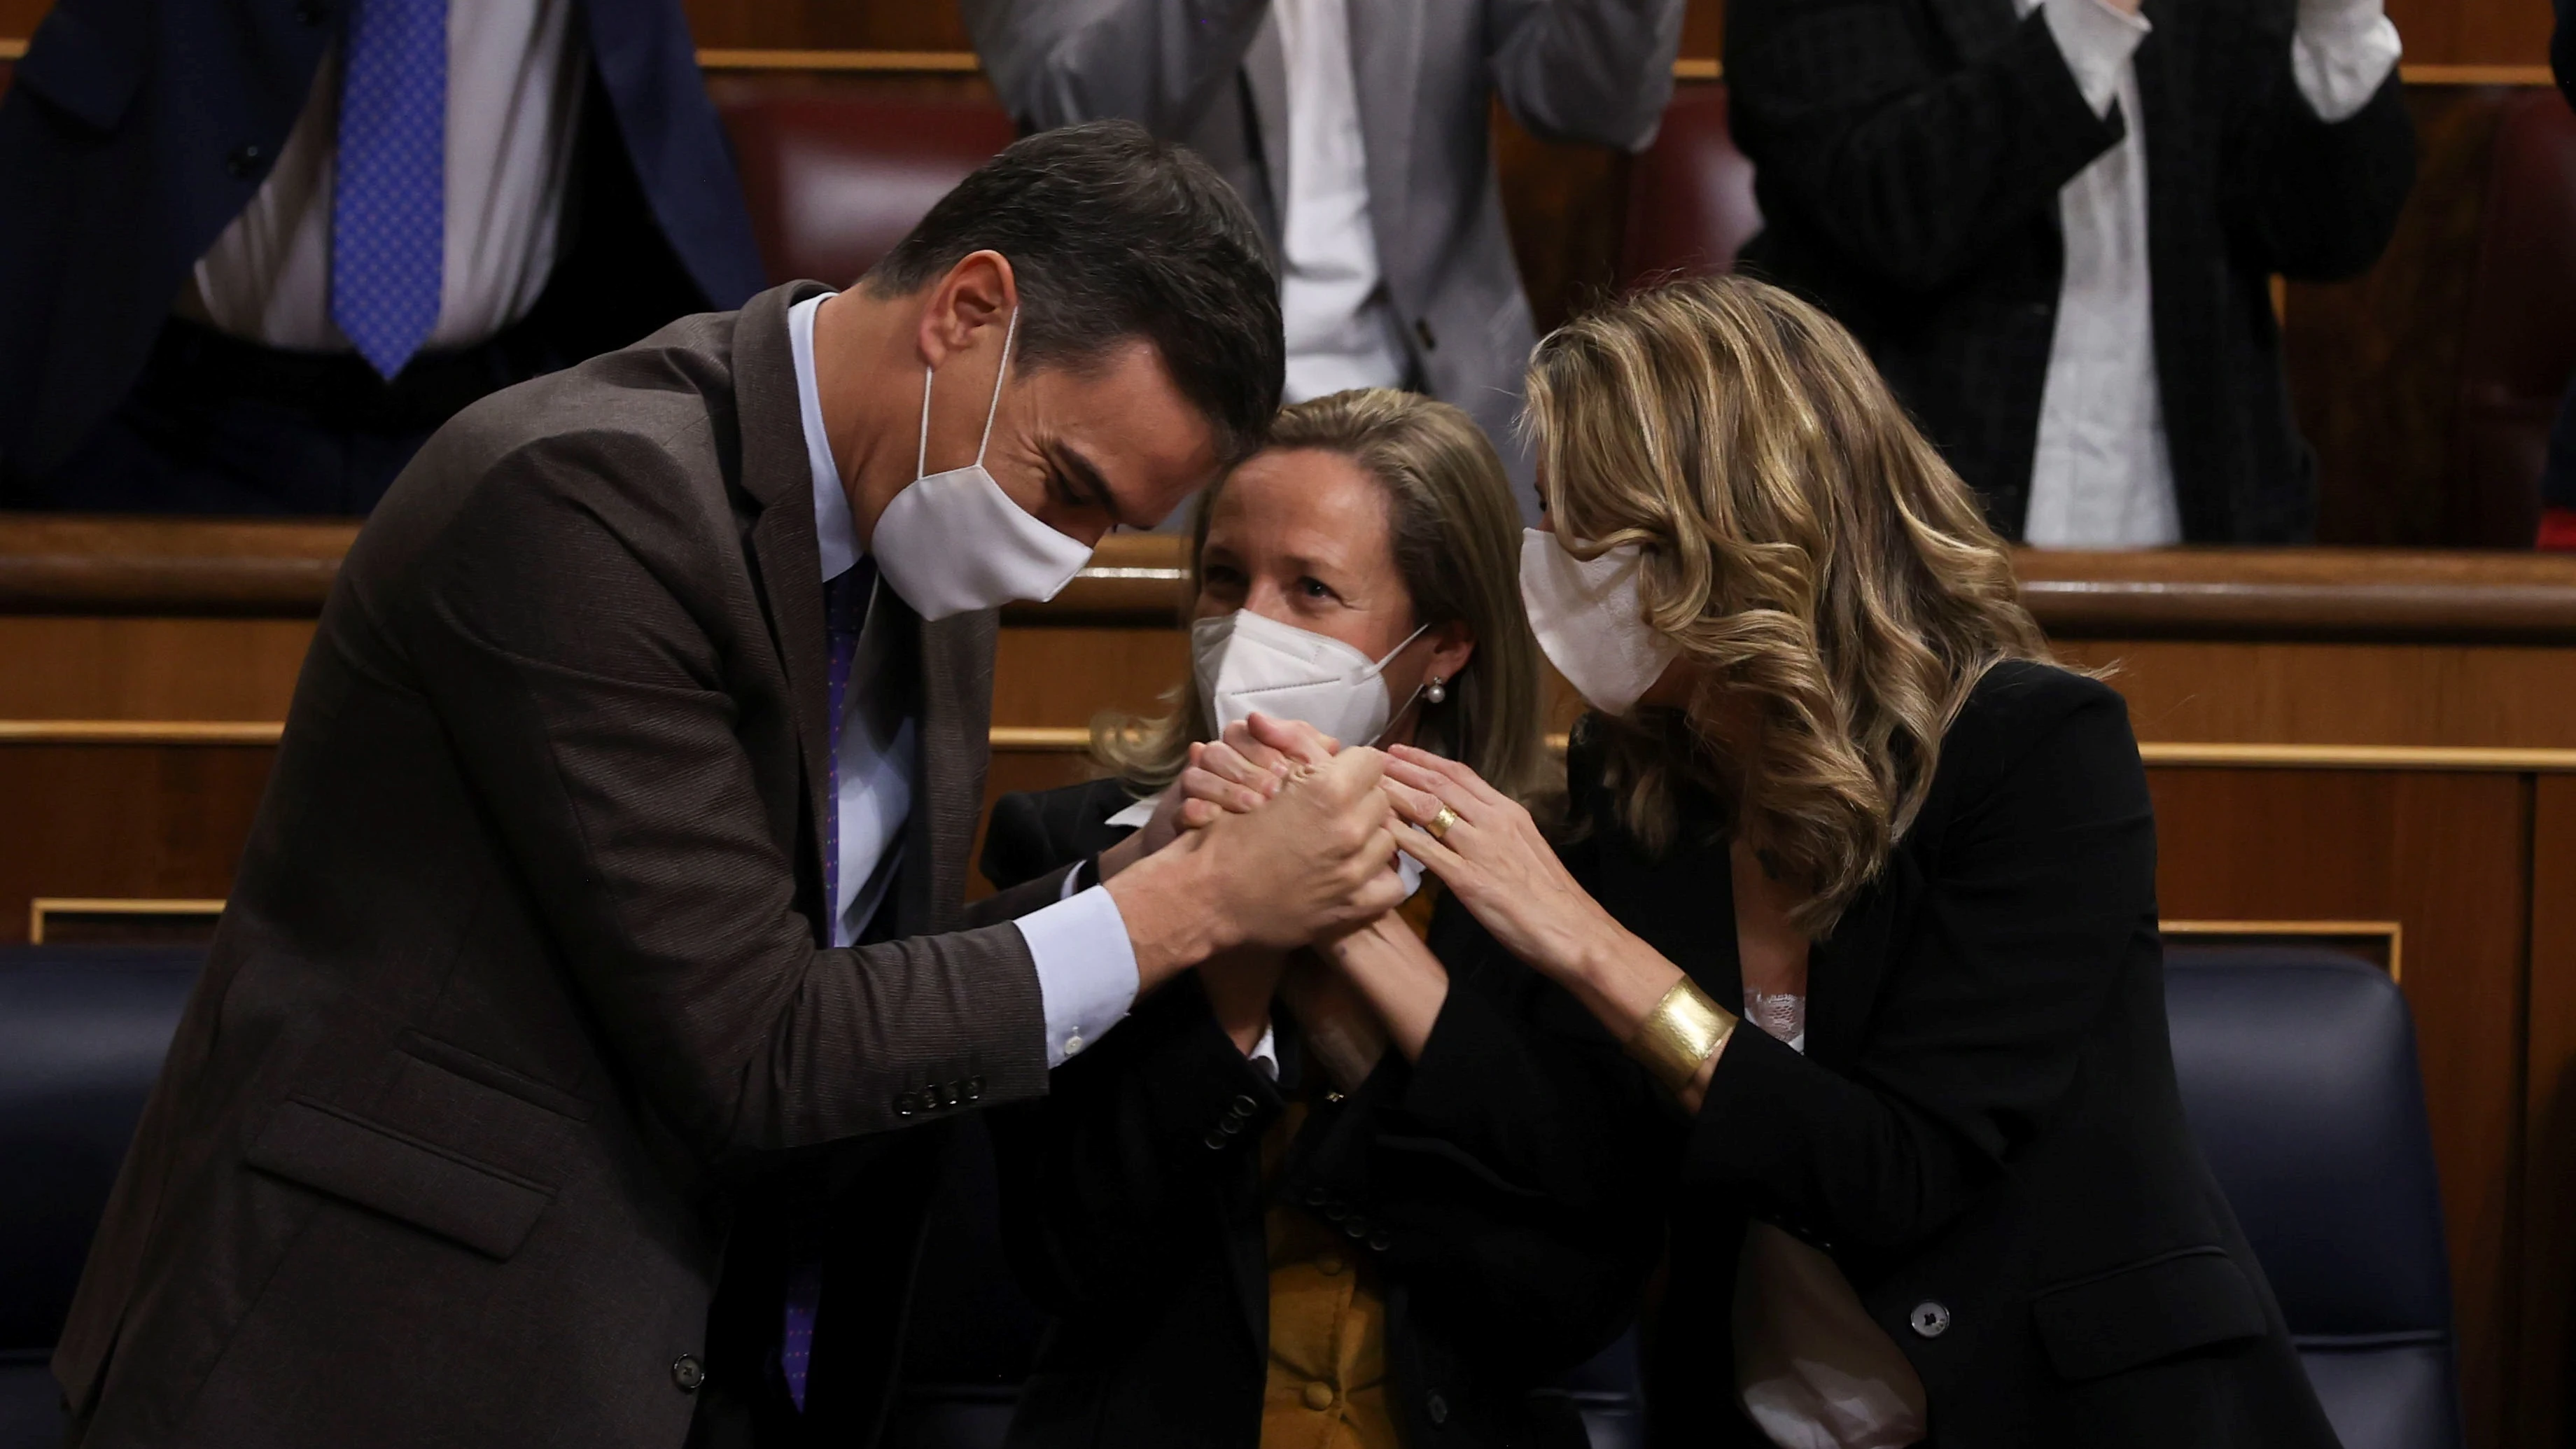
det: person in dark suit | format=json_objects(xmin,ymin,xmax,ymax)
[
  {"xmin": 50, "ymin": 124, "xmax": 1415, "ymax": 1449},
  {"xmin": 977, "ymin": 389, "xmax": 1657, "ymax": 1448},
  {"xmin": 1367, "ymin": 277, "xmax": 2339, "ymax": 1446},
  {"xmin": 1725, "ymin": 0, "xmax": 2415, "ymax": 545},
  {"xmin": 0, "ymin": 0, "xmax": 769, "ymax": 514}
]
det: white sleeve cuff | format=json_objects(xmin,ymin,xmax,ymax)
[
  {"xmin": 1014, "ymin": 884, "xmax": 1140, "ymax": 1068},
  {"xmin": 2041, "ymin": 0, "xmax": 2150, "ymax": 117},
  {"xmin": 1056, "ymin": 861, "xmax": 1084, "ymax": 902},
  {"xmin": 2291, "ymin": 5, "xmax": 2401, "ymax": 123},
  {"xmin": 1247, "ymin": 1023, "xmax": 1280, "ymax": 1079}
]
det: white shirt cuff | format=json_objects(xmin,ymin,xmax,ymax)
[
  {"xmin": 1013, "ymin": 885, "xmax": 1140, "ymax": 1068},
  {"xmin": 2042, "ymin": 0, "xmax": 2150, "ymax": 117},
  {"xmin": 1056, "ymin": 861, "xmax": 1084, "ymax": 902},
  {"xmin": 2291, "ymin": 1, "xmax": 2401, "ymax": 123},
  {"xmin": 1247, "ymin": 1023, "xmax": 1280, "ymax": 1079}
]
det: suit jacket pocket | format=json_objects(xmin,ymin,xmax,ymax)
[
  {"xmin": 2029, "ymin": 1246, "xmax": 2267, "ymax": 1381},
  {"xmin": 245, "ymin": 1097, "xmax": 554, "ymax": 1260}
]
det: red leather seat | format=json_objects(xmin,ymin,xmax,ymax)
[
  {"xmin": 1618, "ymin": 83, "xmax": 1763, "ymax": 288},
  {"xmin": 713, "ymin": 83, "xmax": 1019, "ymax": 288},
  {"xmin": 2451, "ymin": 87, "xmax": 2576, "ymax": 547}
]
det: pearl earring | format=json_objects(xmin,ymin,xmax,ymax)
[{"xmin": 1425, "ymin": 676, "xmax": 1448, "ymax": 704}]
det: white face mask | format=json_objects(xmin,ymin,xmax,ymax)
[
  {"xmin": 869, "ymin": 311, "xmax": 1096, "ymax": 622},
  {"xmin": 1191, "ymin": 609, "xmax": 1431, "ymax": 747},
  {"xmin": 1518, "ymin": 527, "xmax": 1682, "ymax": 715}
]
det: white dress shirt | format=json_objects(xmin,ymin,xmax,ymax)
[
  {"xmin": 178, "ymin": 0, "xmax": 587, "ymax": 354},
  {"xmin": 789, "ymin": 294, "xmax": 1138, "ymax": 1070},
  {"xmin": 2019, "ymin": 0, "xmax": 2400, "ymax": 548},
  {"xmin": 1273, "ymin": 0, "xmax": 1410, "ymax": 402}
]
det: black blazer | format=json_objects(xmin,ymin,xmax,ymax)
[
  {"xmin": 1530, "ymin": 662, "xmax": 2336, "ymax": 1447},
  {"xmin": 979, "ymin": 779, "xmax": 1660, "ymax": 1449},
  {"xmin": 0, "ymin": 0, "xmax": 769, "ymax": 478},
  {"xmin": 1723, "ymin": 0, "xmax": 2414, "ymax": 542}
]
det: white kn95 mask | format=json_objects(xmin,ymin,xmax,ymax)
[
  {"xmin": 869, "ymin": 310, "xmax": 1096, "ymax": 621},
  {"xmin": 1191, "ymin": 609, "xmax": 1430, "ymax": 747},
  {"xmin": 1518, "ymin": 527, "xmax": 1682, "ymax": 715}
]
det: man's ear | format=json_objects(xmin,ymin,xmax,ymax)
[{"xmin": 916, "ymin": 250, "xmax": 1019, "ymax": 370}]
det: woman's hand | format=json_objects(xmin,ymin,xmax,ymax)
[
  {"xmin": 1378, "ymin": 746, "xmax": 1629, "ymax": 986},
  {"xmin": 1382, "ymin": 746, "xmax": 1716, "ymax": 1102}
]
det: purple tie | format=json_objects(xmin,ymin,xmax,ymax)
[
  {"xmin": 783, "ymin": 561, "xmax": 872, "ymax": 1415},
  {"xmin": 330, "ymin": 0, "xmax": 449, "ymax": 379}
]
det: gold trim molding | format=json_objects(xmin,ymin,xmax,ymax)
[
  {"xmin": 30, "ymin": 896, "xmax": 225, "ymax": 945},
  {"xmin": 0, "ymin": 720, "xmax": 285, "ymax": 744},
  {"xmin": 2162, "ymin": 918, "xmax": 2404, "ymax": 981}
]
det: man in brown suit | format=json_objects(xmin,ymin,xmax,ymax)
[{"xmin": 54, "ymin": 122, "xmax": 1406, "ymax": 1449}]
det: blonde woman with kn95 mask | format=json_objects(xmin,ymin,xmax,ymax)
[
  {"xmin": 1361, "ymin": 276, "xmax": 2341, "ymax": 1449},
  {"xmin": 977, "ymin": 388, "xmax": 1663, "ymax": 1449}
]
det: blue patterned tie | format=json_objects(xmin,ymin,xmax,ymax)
[
  {"xmin": 331, "ymin": 0, "xmax": 447, "ymax": 379},
  {"xmin": 784, "ymin": 561, "xmax": 874, "ymax": 1415}
]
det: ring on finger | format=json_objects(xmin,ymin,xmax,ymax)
[{"xmin": 1426, "ymin": 804, "xmax": 1462, "ymax": 842}]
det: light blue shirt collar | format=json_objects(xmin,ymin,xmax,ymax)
[{"xmin": 788, "ymin": 292, "xmax": 862, "ymax": 584}]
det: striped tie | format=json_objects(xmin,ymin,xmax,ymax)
[{"xmin": 330, "ymin": 0, "xmax": 448, "ymax": 379}]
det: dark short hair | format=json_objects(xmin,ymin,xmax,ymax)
[{"xmin": 867, "ymin": 120, "xmax": 1284, "ymax": 463}]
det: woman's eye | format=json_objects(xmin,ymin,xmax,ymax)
[{"xmin": 1298, "ymin": 577, "xmax": 1336, "ymax": 601}]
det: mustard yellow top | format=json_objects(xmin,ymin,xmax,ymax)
[{"xmin": 1259, "ymin": 1100, "xmax": 1399, "ymax": 1449}]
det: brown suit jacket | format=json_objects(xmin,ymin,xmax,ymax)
[{"xmin": 53, "ymin": 281, "xmax": 1073, "ymax": 1448}]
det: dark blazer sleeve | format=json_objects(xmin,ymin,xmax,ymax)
[
  {"xmin": 393, "ymin": 434, "xmax": 1049, "ymax": 1165},
  {"xmin": 1684, "ymin": 677, "xmax": 2157, "ymax": 1256},
  {"xmin": 1724, "ymin": 0, "xmax": 2124, "ymax": 293},
  {"xmin": 1294, "ymin": 901, "xmax": 1669, "ymax": 1375},
  {"xmin": 2218, "ymin": 13, "xmax": 2413, "ymax": 282}
]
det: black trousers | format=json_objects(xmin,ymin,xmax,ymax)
[{"xmin": 1, "ymin": 309, "xmax": 576, "ymax": 515}]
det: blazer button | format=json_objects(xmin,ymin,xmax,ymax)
[
  {"xmin": 1910, "ymin": 1301, "xmax": 1952, "ymax": 1338},
  {"xmin": 225, "ymin": 144, "xmax": 265, "ymax": 178},
  {"xmin": 1203, "ymin": 1130, "xmax": 1228, "ymax": 1151},
  {"xmin": 1426, "ymin": 1391, "xmax": 1450, "ymax": 1425},
  {"xmin": 1231, "ymin": 1094, "xmax": 1258, "ymax": 1116},
  {"xmin": 894, "ymin": 1092, "xmax": 919, "ymax": 1117},
  {"xmin": 1368, "ymin": 1231, "xmax": 1392, "ymax": 1252},
  {"xmin": 672, "ymin": 1354, "xmax": 705, "ymax": 1392}
]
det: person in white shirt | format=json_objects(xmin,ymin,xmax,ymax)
[
  {"xmin": 963, "ymin": 0, "xmax": 1690, "ymax": 521},
  {"xmin": 0, "ymin": 0, "xmax": 766, "ymax": 514},
  {"xmin": 1725, "ymin": 0, "xmax": 2415, "ymax": 545}
]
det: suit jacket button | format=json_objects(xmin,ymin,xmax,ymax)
[
  {"xmin": 225, "ymin": 144, "xmax": 265, "ymax": 178},
  {"xmin": 895, "ymin": 1092, "xmax": 918, "ymax": 1117},
  {"xmin": 1368, "ymin": 1231, "xmax": 1392, "ymax": 1252},
  {"xmin": 1426, "ymin": 1391, "xmax": 1449, "ymax": 1425},
  {"xmin": 1231, "ymin": 1094, "xmax": 1259, "ymax": 1115},
  {"xmin": 1203, "ymin": 1130, "xmax": 1228, "ymax": 1150},
  {"xmin": 672, "ymin": 1354, "xmax": 705, "ymax": 1392},
  {"xmin": 1910, "ymin": 1301, "xmax": 1951, "ymax": 1338}
]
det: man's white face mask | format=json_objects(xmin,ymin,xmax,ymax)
[
  {"xmin": 869, "ymin": 310, "xmax": 1096, "ymax": 621},
  {"xmin": 1517, "ymin": 527, "xmax": 1681, "ymax": 715},
  {"xmin": 1190, "ymin": 608, "xmax": 1430, "ymax": 748}
]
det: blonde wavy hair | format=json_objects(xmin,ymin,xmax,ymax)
[
  {"xmin": 1096, "ymin": 388, "xmax": 1548, "ymax": 804},
  {"xmin": 1525, "ymin": 275, "xmax": 2051, "ymax": 934}
]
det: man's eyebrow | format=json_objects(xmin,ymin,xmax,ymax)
[{"xmin": 1054, "ymin": 443, "xmax": 1130, "ymax": 528}]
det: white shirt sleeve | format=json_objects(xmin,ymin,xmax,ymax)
[
  {"xmin": 1014, "ymin": 885, "xmax": 1141, "ymax": 1068},
  {"xmin": 1247, "ymin": 1023, "xmax": 1281, "ymax": 1079},
  {"xmin": 2291, "ymin": 0, "xmax": 2402, "ymax": 124},
  {"xmin": 2040, "ymin": 0, "xmax": 2152, "ymax": 118}
]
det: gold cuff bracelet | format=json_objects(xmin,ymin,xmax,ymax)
[{"xmin": 1627, "ymin": 976, "xmax": 1737, "ymax": 1098}]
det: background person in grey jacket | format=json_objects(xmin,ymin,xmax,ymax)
[{"xmin": 964, "ymin": 0, "xmax": 1688, "ymax": 519}]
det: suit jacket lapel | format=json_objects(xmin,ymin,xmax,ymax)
[
  {"xmin": 1348, "ymin": 0, "xmax": 1421, "ymax": 272},
  {"xmin": 1242, "ymin": 11, "xmax": 1292, "ymax": 240},
  {"xmin": 736, "ymin": 279, "xmax": 839, "ymax": 943}
]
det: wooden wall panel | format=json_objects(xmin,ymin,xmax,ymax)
[
  {"xmin": 0, "ymin": 743, "xmax": 274, "ymax": 944},
  {"xmin": 2521, "ymin": 773, "xmax": 2576, "ymax": 1448},
  {"xmin": 2052, "ymin": 638, "xmax": 2576, "ymax": 748},
  {"xmin": 0, "ymin": 618, "xmax": 314, "ymax": 721},
  {"xmin": 2147, "ymin": 766, "xmax": 2532, "ymax": 1449}
]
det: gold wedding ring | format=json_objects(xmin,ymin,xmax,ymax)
[{"xmin": 1425, "ymin": 805, "xmax": 1461, "ymax": 842}]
